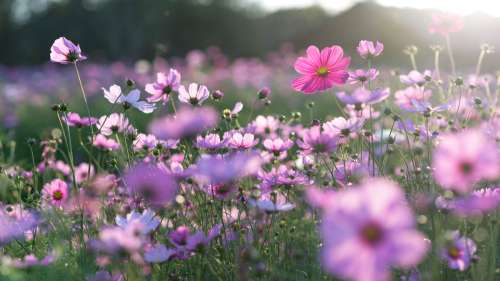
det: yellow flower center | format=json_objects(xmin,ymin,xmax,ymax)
[{"xmin": 316, "ymin": 66, "xmax": 329, "ymax": 77}]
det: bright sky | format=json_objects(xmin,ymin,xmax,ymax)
[{"xmin": 253, "ymin": 0, "xmax": 500, "ymax": 17}]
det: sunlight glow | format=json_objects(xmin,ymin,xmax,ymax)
[{"xmin": 256, "ymin": 0, "xmax": 500, "ymax": 17}]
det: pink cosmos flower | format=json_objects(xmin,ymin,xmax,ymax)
[
  {"xmin": 145, "ymin": 69, "xmax": 181, "ymax": 104},
  {"xmin": 399, "ymin": 70, "xmax": 432, "ymax": 86},
  {"xmin": 357, "ymin": 40, "xmax": 384, "ymax": 59},
  {"xmin": 317, "ymin": 178, "xmax": 429, "ymax": 281},
  {"xmin": 297, "ymin": 126, "xmax": 337, "ymax": 155},
  {"xmin": 50, "ymin": 37, "xmax": 87, "ymax": 64},
  {"xmin": 323, "ymin": 117, "xmax": 364, "ymax": 139},
  {"xmin": 92, "ymin": 134, "xmax": 120, "ymax": 151},
  {"xmin": 257, "ymin": 165, "xmax": 309, "ymax": 192},
  {"xmin": 97, "ymin": 113, "xmax": 134, "ymax": 136},
  {"xmin": 178, "ymin": 83, "xmax": 210, "ymax": 106},
  {"xmin": 196, "ymin": 133, "xmax": 225, "ymax": 150},
  {"xmin": 346, "ymin": 104, "xmax": 380, "ymax": 119},
  {"xmin": 262, "ymin": 138, "xmax": 294, "ymax": 153},
  {"xmin": 440, "ymin": 231, "xmax": 476, "ymax": 271},
  {"xmin": 75, "ymin": 163, "xmax": 95, "ymax": 183},
  {"xmin": 292, "ymin": 45, "xmax": 350, "ymax": 94},
  {"xmin": 250, "ymin": 115, "xmax": 280, "ymax": 136},
  {"xmin": 133, "ymin": 133, "xmax": 159, "ymax": 151},
  {"xmin": 429, "ymin": 13, "xmax": 464, "ymax": 36},
  {"xmin": 97, "ymin": 221, "xmax": 145, "ymax": 254},
  {"xmin": 395, "ymin": 87, "xmax": 432, "ymax": 112},
  {"xmin": 347, "ymin": 69, "xmax": 379, "ymax": 85},
  {"xmin": 436, "ymin": 186, "xmax": 500, "ymax": 217},
  {"xmin": 225, "ymin": 132, "xmax": 258, "ymax": 149},
  {"xmin": 42, "ymin": 179, "xmax": 69, "ymax": 207},
  {"xmin": 432, "ymin": 130, "xmax": 499, "ymax": 193},
  {"xmin": 64, "ymin": 112, "xmax": 96, "ymax": 127}
]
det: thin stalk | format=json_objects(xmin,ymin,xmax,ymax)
[{"xmin": 445, "ymin": 35, "xmax": 457, "ymax": 76}]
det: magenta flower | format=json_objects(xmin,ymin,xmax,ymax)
[
  {"xmin": 123, "ymin": 163, "xmax": 178, "ymax": 207},
  {"xmin": 432, "ymin": 130, "xmax": 499, "ymax": 193},
  {"xmin": 145, "ymin": 69, "xmax": 181, "ymax": 104},
  {"xmin": 441, "ymin": 231, "xmax": 476, "ymax": 271},
  {"xmin": 317, "ymin": 178, "xmax": 429, "ymax": 281},
  {"xmin": 347, "ymin": 69, "xmax": 379, "ymax": 85},
  {"xmin": 149, "ymin": 107, "xmax": 218, "ymax": 140},
  {"xmin": 178, "ymin": 83, "xmax": 210, "ymax": 106},
  {"xmin": 336, "ymin": 87, "xmax": 390, "ymax": 106},
  {"xmin": 50, "ymin": 37, "xmax": 87, "ymax": 64},
  {"xmin": 64, "ymin": 112, "xmax": 96, "ymax": 127},
  {"xmin": 429, "ymin": 13, "xmax": 464, "ymax": 36},
  {"xmin": 92, "ymin": 134, "xmax": 120, "ymax": 151},
  {"xmin": 42, "ymin": 179, "xmax": 69, "ymax": 207},
  {"xmin": 356, "ymin": 40, "xmax": 384, "ymax": 59},
  {"xmin": 292, "ymin": 45, "xmax": 350, "ymax": 94}
]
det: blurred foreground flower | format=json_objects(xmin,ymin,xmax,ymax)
[{"xmin": 312, "ymin": 178, "xmax": 429, "ymax": 281}]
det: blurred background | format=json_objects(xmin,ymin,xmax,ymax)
[
  {"xmin": 1, "ymin": 0, "xmax": 499, "ymax": 162},
  {"xmin": 1, "ymin": 0, "xmax": 500, "ymax": 68}
]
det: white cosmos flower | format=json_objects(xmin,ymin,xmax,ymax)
[
  {"xmin": 103, "ymin": 84, "xmax": 156, "ymax": 113},
  {"xmin": 115, "ymin": 209, "xmax": 160, "ymax": 235},
  {"xmin": 178, "ymin": 83, "xmax": 209, "ymax": 106}
]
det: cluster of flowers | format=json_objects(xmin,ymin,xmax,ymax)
[{"xmin": 0, "ymin": 12, "xmax": 499, "ymax": 281}]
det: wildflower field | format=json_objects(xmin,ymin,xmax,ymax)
[{"xmin": 1, "ymin": 8, "xmax": 500, "ymax": 281}]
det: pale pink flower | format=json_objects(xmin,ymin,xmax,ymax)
[
  {"xmin": 145, "ymin": 69, "xmax": 181, "ymax": 104},
  {"xmin": 92, "ymin": 134, "xmax": 120, "ymax": 151},
  {"xmin": 225, "ymin": 132, "xmax": 258, "ymax": 149},
  {"xmin": 357, "ymin": 40, "xmax": 384, "ymax": 59},
  {"xmin": 317, "ymin": 178, "xmax": 429, "ymax": 281},
  {"xmin": 50, "ymin": 37, "xmax": 86, "ymax": 64},
  {"xmin": 432, "ymin": 130, "xmax": 499, "ymax": 193},
  {"xmin": 429, "ymin": 13, "xmax": 464, "ymax": 36}
]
